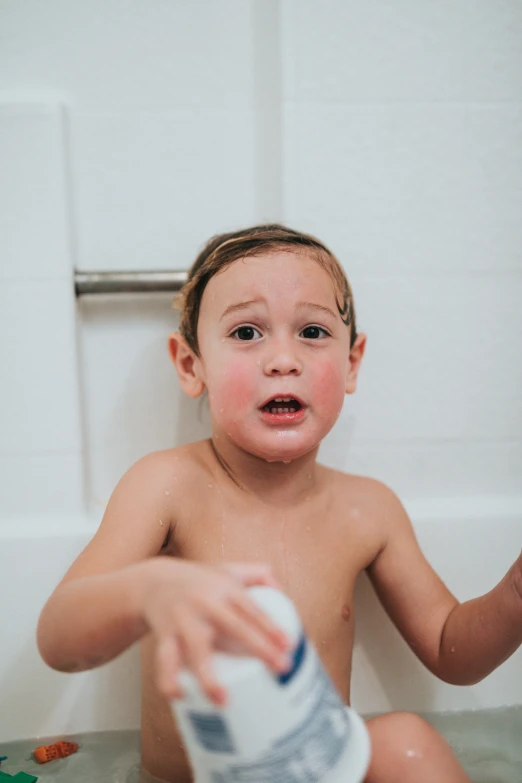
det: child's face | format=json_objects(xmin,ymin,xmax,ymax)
[{"xmin": 180, "ymin": 251, "xmax": 363, "ymax": 462}]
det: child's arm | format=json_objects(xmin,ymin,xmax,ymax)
[
  {"xmin": 366, "ymin": 484, "xmax": 522, "ymax": 684},
  {"xmin": 37, "ymin": 452, "xmax": 290, "ymax": 703}
]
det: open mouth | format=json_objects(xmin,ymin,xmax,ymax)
[{"xmin": 261, "ymin": 397, "xmax": 303, "ymax": 414}]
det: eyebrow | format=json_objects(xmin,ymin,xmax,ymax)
[
  {"xmin": 219, "ymin": 298, "xmax": 338, "ymax": 322},
  {"xmin": 296, "ymin": 301, "xmax": 337, "ymax": 320},
  {"xmin": 219, "ymin": 298, "xmax": 266, "ymax": 321}
]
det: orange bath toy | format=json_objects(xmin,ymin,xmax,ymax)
[{"xmin": 32, "ymin": 742, "xmax": 78, "ymax": 764}]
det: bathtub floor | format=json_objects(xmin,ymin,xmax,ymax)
[{"xmin": 0, "ymin": 706, "xmax": 520, "ymax": 782}]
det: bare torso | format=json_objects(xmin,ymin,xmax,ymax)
[{"xmin": 140, "ymin": 442, "xmax": 384, "ymax": 782}]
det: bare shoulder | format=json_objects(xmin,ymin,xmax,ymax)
[
  {"xmin": 58, "ymin": 441, "xmax": 213, "ymax": 583},
  {"xmin": 322, "ymin": 466, "xmax": 399, "ymax": 510},
  {"xmin": 118, "ymin": 441, "xmax": 217, "ymax": 522},
  {"xmin": 126, "ymin": 440, "xmax": 211, "ymax": 491},
  {"xmin": 320, "ymin": 467, "xmax": 407, "ymax": 551}
]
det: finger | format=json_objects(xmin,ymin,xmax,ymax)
[
  {"xmin": 155, "ymin": 636, "xmax": 183, "ymax": 700},
  {"xmin": 212, "ymin": 602, "xmax": 291, "ymax": 672},
  {"xmin": 180, "ymin": 622, "xmax": 228, "ymax": 706},
  {"xmin": 231, "ymin": 590, "xmax": 292, "ymax": 649},
  {"xmin": 222, "ymin": 561, "xmax": 282, "ymax": 590}
]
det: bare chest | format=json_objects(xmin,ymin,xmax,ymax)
[
  {"xmin": 171, "ymin": 492, "xmax": 372, "ymax": 650},
  {"xmin": 140, "ymin": 485, "xmax": 378, "ymax": 778}
]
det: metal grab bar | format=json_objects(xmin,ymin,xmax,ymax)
[{"xmin": 74, "ymin": 269, "xmax": 187, "ymax": 296}]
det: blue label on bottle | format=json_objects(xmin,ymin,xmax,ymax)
[{"xmin": 277, "ymin": 633, "xmax": 307, "ymax": 685}]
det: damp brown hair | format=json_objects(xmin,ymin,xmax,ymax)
[{"xmin": 175, "ymin": 224, "xmax": 358, "ymax": 356}]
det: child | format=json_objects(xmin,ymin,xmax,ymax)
[{"xmin": 37, "ymin": 225, "xmax": 522, "ymax": 783}]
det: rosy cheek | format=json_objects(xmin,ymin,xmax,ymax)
[
  {"xmin": 213, "ymin": 358, "xmax": 256, "ymax": 413},
  {"xmin": 312, "ymin": 361, "xmax": 345, "ymax": 406}
]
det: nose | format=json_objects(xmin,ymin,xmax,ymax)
[{"xmin": 263, "ymin": 336, "xmax": 303, "ymax": 376}]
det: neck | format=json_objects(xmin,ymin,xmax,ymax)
[{"xmin": 208, "ymin": 436, "xmax": 322, "ymax": 506}]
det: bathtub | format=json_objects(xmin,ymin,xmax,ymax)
[{"xmin": 1, "ymin": 497, "xmax": 521, "ymax": 744}]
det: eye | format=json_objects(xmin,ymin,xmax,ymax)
[
  {"xmin": 300, "ymin": 325, "xmax": 330, "ymax": 340},
  {"xmin": 230, "ymin": 325, "xmax": 262, "ymax": 341}
]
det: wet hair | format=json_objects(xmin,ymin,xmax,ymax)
[{"xmin": 175, "ymin": 224, "xmax": 357, "ymax": 356}]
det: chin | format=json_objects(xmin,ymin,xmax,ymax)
[{"xmin": 247, "ymin": 434, "xmax": 319, "ymax": 464}]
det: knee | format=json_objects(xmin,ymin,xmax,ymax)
[
  {"xmin": 367, "ymin": 711, "xmax": 437, "ymax": 764},
  {"xmin": 379, "ymin": 711, "xmax": 433, "ymax": 744}
]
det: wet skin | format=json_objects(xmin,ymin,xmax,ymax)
[{"xmin": 140, "ymin": 441, "xmax": 384, "ymax": 783}]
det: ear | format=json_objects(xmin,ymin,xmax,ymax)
[
  {"xmin": 168, "ymin": 332, "xmax": 206, "ymax": 398},
  {"xmin": 345, "ymin": 333, "xmax": 367, "ymax": 395}
]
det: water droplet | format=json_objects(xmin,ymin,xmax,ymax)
[
  {"xmin": 159, "ymin": 519, "xmax": 163, "ymax": 526},
  {"xmin": 208, "ymin": 483, "xmax": 213, "ymax": 488},
  {"xmin": 164, "ymin": 490, "xmax": 170, "ymax": 496},
  {"xmin": 451, "ymin": 646, "xmax": 456, "ymax": 653}
]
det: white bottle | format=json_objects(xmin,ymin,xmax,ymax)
[{"xmin": 171, "ymin": 586, "xmax": 371, "ymax": 783}]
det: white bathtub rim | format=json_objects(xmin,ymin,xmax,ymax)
[{"xmin": 1, "ymin": 494, "xmax": 522, "ymax": 539}]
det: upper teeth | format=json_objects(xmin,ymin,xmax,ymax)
[{"xmin": 274, "ymin": 397, "xmax": 292, "ymax": 402}]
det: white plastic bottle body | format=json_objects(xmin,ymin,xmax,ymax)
[{"xmin": 171, "ymin": 587, "xmax": 371, "ymax": 783}]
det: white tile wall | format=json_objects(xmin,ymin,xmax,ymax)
[
  {"xmin": 0, "ymin": 104, "xmax": 70, "ymax": 281},
  {"xmin": 284, "ymin": 0, "xmax": 522, "ymax": 102},
  {"xmin": 1, "ymin": 281, "xmax": 82, "ymax": 453},
  {"xmin": 352, "ymin": 273, "xmax": 522, "ymax": 441},
  {"xmin": 70, "ymin": 109, "xmax": 258, "ymax": 271},
  {"xmin": 0, "ymin": 279, "xmax": 84, "ymax": 514},
  {"xmin": 0, "ymin": 105, "xmax": 84, "ymax": 517},
  {"xmin": 0, "ymin": 1, "xmax": 255, "ymax": 109},
  {"xmin": 284, "ymin": 102, "xmax": 522, "ymax": 273}
]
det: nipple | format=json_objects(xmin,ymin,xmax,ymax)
[{"xmin": 341, "ymin": 605, "xmax": 351, "ymax": 621}]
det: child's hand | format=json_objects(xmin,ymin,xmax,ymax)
[{"xmin": 138, "ymin": 559, "xmax": 291, "ymax": 705}]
